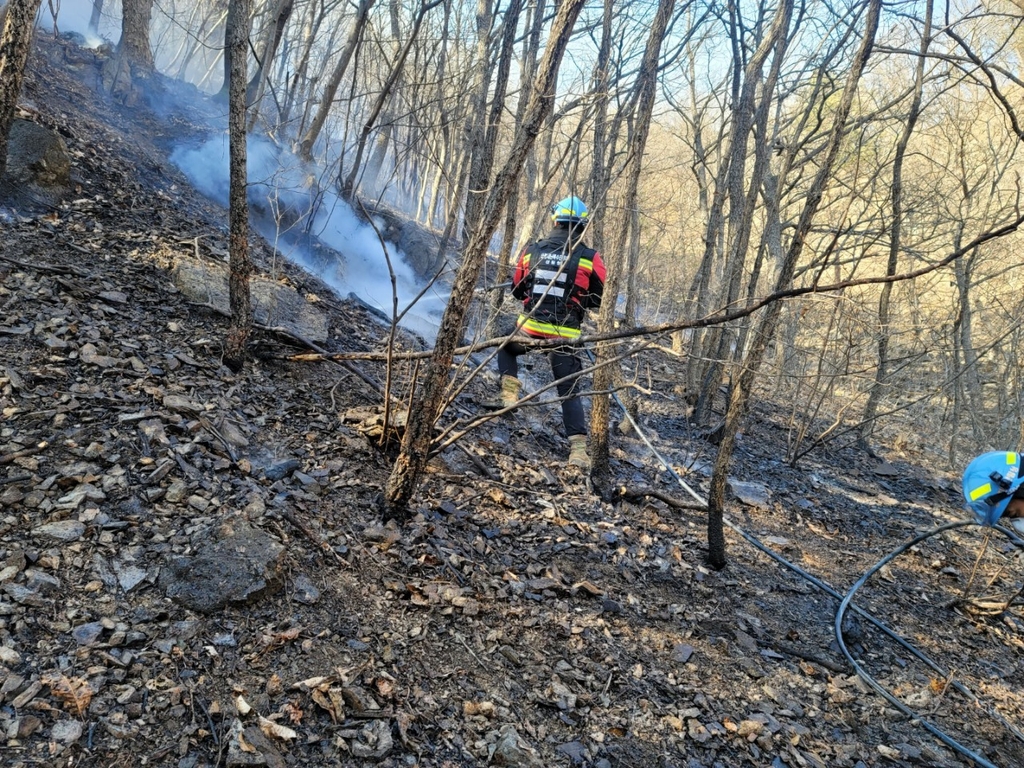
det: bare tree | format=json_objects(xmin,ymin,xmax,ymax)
[
  {"xmin": 591, "ymin": 0, "xmax": 679, "ymax": 485},
  {"xmin": 0, "ymin": 0, "xmax": 44, "ymax": 186},
  {"xmin": 705, "ymin": 0, "xmax": 880, "ymax": 569},
  {"xmin": 463, "ymin": 0, "xmax": 523, "ymax": 244},
  {"xmin": 224, "ymin": 0, "xmax": 254, "ymax": 372},
  {"xmin": 858, "ymin": 0, "xmax": 934, "ymax": 447},
  {"xmin": 89, "ymin": 0, "xmax": 104, "ymax": 33},
  {"xmin": 381, "ymin": 0, "xmax": 588, "ymax": 519},
  {"xmin": 486, "ymin": 0, "xmax": 547, "ymax": 336},
  {"xmin": 296, "ymin": 0, "xmax": 376, "ymax": 162},
  {"xmin": 342, "ymin": 0, "xmax": 443, "ymax": 198},
  {"xmin": 247, "ymin": 0, "xmax": 295, "ymax": 116},
  {"xmin": 689, "ymin": 0, "xmax": 796, "ymax": 423}
]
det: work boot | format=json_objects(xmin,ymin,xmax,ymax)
[
  {"xmin": 483, "ymin": 376, "xmax": 524, "ymax": 411},
  {"xmin": 567, "ymin": 434, "xmax": 591, "ymax": 471},
  {"xmin": 500, "ymin": 375, "xmax": 522, "ymax": 409}
]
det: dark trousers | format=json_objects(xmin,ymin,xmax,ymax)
[{"xmin": 497, "ymin": 340, "xmax": 586, "ymax": 436}]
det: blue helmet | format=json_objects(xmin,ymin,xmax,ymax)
[
  {"xmin": 551, "ymin": 196, "xmax": 589, "ymax": 224},
  {"xmin": 962, "ymin": 451, "xmax": 1024, "ymax": 525}
]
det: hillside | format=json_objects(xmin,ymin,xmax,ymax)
[{"xmin": 2, "ymin": 32, "xmax": 1024, "ymax": 768}]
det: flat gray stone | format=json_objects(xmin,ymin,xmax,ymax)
[
  {"xmin": 25, "ymin": 570, "xmax": 61, "ymax": 593},
  {"xmin": 555, "ymin": 741, "xmax": 587, "ymax": 764},
  {"xmin": 174, "ymin": 258, "xmax": 328, "ymax": 343},
  {"xmin": 292, "ymin": 573, "xmax": 320, "ymax": 605},
  {"xmin": 80, "ymin": 343, "xmax": 120, "ymax": 368},
  {"xmin": 263, "ymin": 458, "xmax": 300, "ymax": 482},
  {"xmin": 72, "ymin": 621, "xmax": 105, "ymax": 645},
  {"xmin": 163, "ymin": 395, "xmax": 203, "ymax": 414},
  {"xmin": 33, "ymin": 520, "xmax": 86, "ymax": 541},
  {"xmin": 115, "ymin": 561, "xmax": 148, "ymax": 592},
  {"xmin": 490, "ymin": 725, "xmax": 543, "ymax": 767},
  {"xmin": 728, "ymin": 479, "xmax": 771, "ymax": 509},
  {"xmin": 51, "ymin": 720, "xmax": 83, "ymax": 744},
  {"xmin": 672, "ymin": 643, "xmax": 694, "ymax": 663},
  {"xmin": 3, "ymin": 583, "xmax": 45, "ymax": 606},
  {"xmin": 55, "ymin": 484, "xmax": 106, "ymax": 510}
]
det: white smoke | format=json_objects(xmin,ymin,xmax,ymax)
[
  {"xmin": 42, "ymin": 0, "xmax": 115, "ymax": 49},
  {"xmin": 47, "ymin": 1, "xmax": 448, "ymax": 339},
  {"xmin": 170, "ymin": 134, "xmax": 445, "ymax": 340}
]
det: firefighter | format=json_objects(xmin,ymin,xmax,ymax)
[
  {"xmin": 961, "ymin": 451, "xmax": 1024, "ymax": 534},
  {"xmin": 494, "ymin": 196, "xmax": 607, "ymax": 471}
]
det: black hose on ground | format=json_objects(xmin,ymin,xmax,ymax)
[{"xmin": 582, "ymin": 347, "xmax": 1022, "ymax": 766}]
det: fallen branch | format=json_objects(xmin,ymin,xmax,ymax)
[
  {"xmin": 772, "ymin": 641, "xmax": 846, "ymax": 673},
  {"xmin": 617, "ymin": 485, "xmax": 707, "ymax": 511},
  {"xmin": 277, "ymin": 210, "xmax": 1024, "ymax": 363},
  {"xmin": 453, "ymin": 443, "xmax": 495, "ymax": 480},
  {"xmin": 279, "ymin": 507, "xmax": 345, "ymax": 565},
  {"xmin": 0, "ymin": 252, "xmax": 89, "ymax": 277},
  {"xmin": 263, "ymin": 325, "xmax": 385, "ymax": 398},
  {"xmin": 0, "ymin": 445, "xmax": 46, "ymax": 465}
]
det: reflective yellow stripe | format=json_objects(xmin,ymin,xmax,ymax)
[
  {"xmin": 518, "ymin": 315, "xmax": 581, "ymax": 339},
  {"xmin": 1010, "ymin": 453, "xmax": 1018, "ymax": 464},
  {"xmin": 579, "ymin": 258, "xmax": 593, "ymax": 270},
  {"xmin": 970, "ymin": 483, "xmax": 992, "ymax": 501}
]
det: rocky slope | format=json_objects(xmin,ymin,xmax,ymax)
[{"xmin": 2, "ymin": 31, "xmax": 1023, "ymax": 768}]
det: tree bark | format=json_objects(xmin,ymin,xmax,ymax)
[
  {"xmin": 120, "ymin": 0, "xmax": 155, "ymax": 72},
  {"xmin": 0, "ymin": 0, "xmax": 44, "ymax": 186},
  {"xmin": 104, "ymin": 0, "xmax": 155, "ymax": 103},
  {"xmin": 706, "ymin": 0, "xmax": 879, "ymax": 569},
  {"xmin": 382, "ymin": 0, "xmax": 587, "ymax": 519},
  {"xmin": 223, "ymin": 0, "xmax": 254, "ymax": 373},
  {"xmin": 586, "ymin": 0, "xmax": 614, "ymax": 256}
]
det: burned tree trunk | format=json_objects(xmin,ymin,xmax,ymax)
[
  {"xmin": 103, "ymin": 0, "xmax": 155, "ymax": 103},
  {"xmin": 120, "ymin": 0, "xmax": 155, "ymax": 72},
  {"xmin": 382, "ymin": 0, "xmax": 588, "ymax": 519},
  {"xmin": 223, "ymin": 0, "xmax": 254, "ymax": 373},
  {"xmin": 0, "ymin": 0, "xmax": 44, "ymax": 186}
]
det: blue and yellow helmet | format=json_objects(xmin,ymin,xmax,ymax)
[
  {"xmin": 551, "ymin": 196, "xmax": 589, "ymax": 224},
  {"xmin": 962, "ymin": 451, "xmax": 1024, "ymax": 525}
]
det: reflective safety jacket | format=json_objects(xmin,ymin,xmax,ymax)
[{"xmin": 511, "ymin": 228, "xmax": 607, "ymax": 340}]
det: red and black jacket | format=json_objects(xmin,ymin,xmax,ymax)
[{"xmin": 511, "ymin": 228, "xmax": 606, "ymax": 340}]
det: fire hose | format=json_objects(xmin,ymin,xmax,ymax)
[{"xmin": 580, "ymin": 346, "xmax": 1022, "ymax": 767}]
